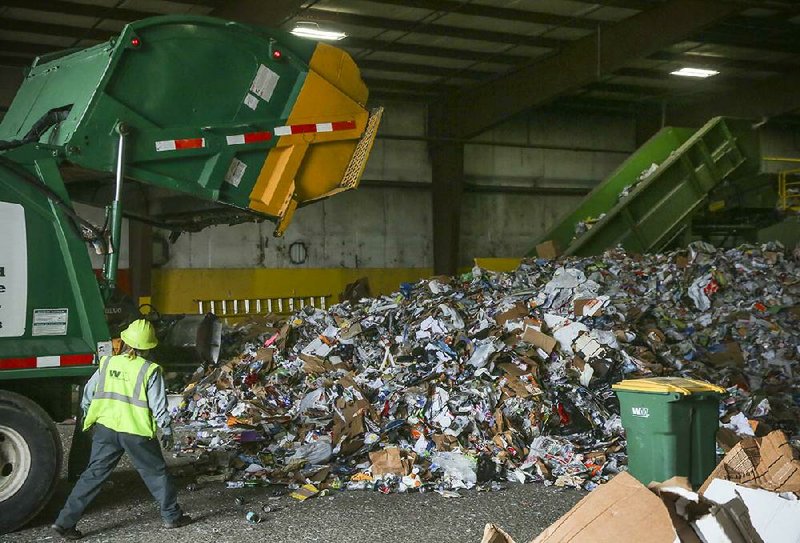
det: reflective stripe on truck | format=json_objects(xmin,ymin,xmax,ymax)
[{"xmin": 0, "ymin": 353, "xmax": 94, "ymax": 370}]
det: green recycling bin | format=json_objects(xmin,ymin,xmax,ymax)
[{"xmin": 613, "ymin": 377, "xmax": 725, "ymax": 487}]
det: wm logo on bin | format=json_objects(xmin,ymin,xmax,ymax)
[{"xmin": 631, "ymin": 407, "xmax": 650, "ymax": 418}]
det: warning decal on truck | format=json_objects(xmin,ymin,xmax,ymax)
[
  {"xmin": 224, "ymin": 158, "xmax": 248, "ymax": 188},
  {"xmin": 0, "ymin": 202, "xmax": 27, "ymax": 337},
  {"xmin": 250, "ymin": 64, "xmax": 279, "ymax": 102},
  {"xmin": 32, "ymin": 308, "xmax": 68, "ymax": 336}
]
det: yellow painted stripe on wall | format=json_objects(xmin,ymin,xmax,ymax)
[
  {"xmin": 473, "ymin": 257, "xmax": 523, "ymax": 272},
  {"xmin": 150, "ymin": 267, "xmax": 433, "ymax": 315}
]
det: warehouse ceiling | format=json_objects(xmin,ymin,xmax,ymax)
[{"xmin": 2, "ymin": 0, "xmax": 800, "ymax": 127}]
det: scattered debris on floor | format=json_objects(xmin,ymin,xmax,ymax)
[
  {"xmin": 484, "ymin": 429, "xmax": 800, "ymax": 543},
  {"xmin": 176, "ymin": 242, "xmax": 799, "ymax": 497}
]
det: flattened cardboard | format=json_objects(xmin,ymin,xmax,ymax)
[
  {"xmin": 289, "ymin": 483, "xmax": 319, "ymax": 501},
  {"xmin": 432, "ymin": 434, "xmax": 459, "ymax": 451},
  {"xmin": 480, "ymin": 523, "xmax": 517, "ymax": 543},
  {"xmin": 531, "ymin": 472, "xmax": 679, "ymax": 543},
  {"xmin": 495, "ymin": 303, "xmax": 529, "ymax": 326},
  {"xmin": 499, "ymin": 373, "xmax": 540, "ymax": 399},
  {"xmin": 340, "ymin": 276, "xmax": 371, "ymax": 303},
  {"xmin": 648, "ymin": 477, "xmax": 706, "ymax": 543},
  {"xmin": 706, "ymin": 342, "xmax": 745, "ymax": 369},
  {"xmin": 703, "ymin": 478, "xmax": 800, "ymax": 543},
  {"xmin": 716, "ymin": 427, "xmax": 742, "ymax": 453},
  {"xmin": 574, "ymin": 298, "xmax": 606, "ymax": 317},
  {"xmin": 536, "ymin": 240, "xmax": 560, "ymax": 260},
  {"xmin": 700, "ymin": 430, "xmax": 800, "ymax": 494},
  {"xmin": 691, "ymin": 503, "xmax": 751, "ymax": 543},
  {"xmin": 748, "ymin": 420, "xmax": 771, "ymax": 437},
  {"xmin": 340, "ymin": 322, "xmax": 363, "ymax": 340},
  {"xmin": 521, "ymin": 327, "xmax": 557, "ymax": 354},
  {"xmin": 331, "ymin": 398, "xmax": 368, "ymax": 447},
  {"xmin": 300, "ymin": 354, "xmax": 329, "ymax": 373}
]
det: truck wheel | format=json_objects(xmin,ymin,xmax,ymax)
[{"xmin": 0, "ymin": 390, "xmax": 62, "ymax": 534}]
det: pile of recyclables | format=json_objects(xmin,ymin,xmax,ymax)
[{"xmin": 177, "ymin": 242, "xmax": 799, "ymax": 494}]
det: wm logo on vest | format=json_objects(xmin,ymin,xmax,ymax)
[
  {"xmin": 109, "ymin": 370, "xmax": 130, "ymax": 382},
  {"xmin": 631, "ymin": 407, "xmax": 650, "ymax": 418}
]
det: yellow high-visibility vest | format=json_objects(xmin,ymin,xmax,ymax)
[{"xmin": 84, "ymin": 354, "xmax": 161, "ymax": 438}]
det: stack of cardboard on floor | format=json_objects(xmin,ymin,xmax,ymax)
[{"xmin": 482, "ymin": 430, "xmax": 800, "ymax": 543}]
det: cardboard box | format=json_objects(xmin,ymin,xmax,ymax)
[
  {"xmin": 716, "ymin": 427, "xmax": 742, "ymax": 452},
  {"xmin": 495, "ymin": 303, "xmax": 529, "ymax": 326},
  {"xmin": 700, "ymin": 430, "xmax": 800, "ymax": 494},
  {"xmin": 485, "ymin": 468, "xmax": 800, "ymax": 543},
  {"xmin": 300, "ymin": 354, "xmax": 330, "ymax": 373},
  {"xmin": 521, "ymin": 320, "xmax": 557, "ymax": 354},
  {"xmin": 706, "ymin": 342, "xmax": 745, "ymax": 369},
  {"xmin": 480, "ymin": 523, "xmax": 516, "ymax": 543},
  {"xmin": 535, "ymin": 240, "xmax": 560, "ymax": 260},
  {"xmin": 369, "ymin": 448, "xmax": 417, "ymax": 476},
  {"xmin": 432, "ymin": 434, "xmax": 459, "ymax": 451},
  {"xmin": 531, "ymin": 472, "xmax": 680, "ymax": 542},
  {"xmin": 481, "ymin": 472, "xmax": 800, "ymax": 543},
  {"xmin": 648, "ymin": 477, "xmax": 706, "ymax": 543},
  {"xmin": 703, "ymin": 479, "xmax": 800, "ymax": 543},
  {"xmin": 574, "ymin": 297, "xmax": 608, "ymax": 317}
]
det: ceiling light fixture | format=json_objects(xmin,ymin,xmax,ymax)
[
  {"xmin": 290, "ymin": 22, "xmax": 347, "ymax": 41},
  {"xmin": 670, "ymin": 67, "xmax": 720, "ymax": 78}
]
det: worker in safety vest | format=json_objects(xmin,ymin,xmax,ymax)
[{"xmin": 52, "ymin": 319, "xmax": 191, "ymax": 540}]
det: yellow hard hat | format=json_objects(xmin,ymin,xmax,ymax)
[{"xmin": 120, "ymin": 319, "xmax": 158, "ymax": 350}]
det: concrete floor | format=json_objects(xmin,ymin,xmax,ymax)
[{"xmin": 6, "ymin": 423, "xmax": 584, "ymax": 543}]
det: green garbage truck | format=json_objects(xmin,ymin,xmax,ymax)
[{"xmin": 0, "ymin": 15, "xmax": 381, "ymax": 533}]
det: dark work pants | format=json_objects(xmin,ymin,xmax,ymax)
[{"xmin": 55, "ymin": 424, "xmax": 182, "ymax": 528}]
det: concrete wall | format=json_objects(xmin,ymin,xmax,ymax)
[{"xmin": 461, "ymin": 110, "xmax": 635, "ymax": 261}]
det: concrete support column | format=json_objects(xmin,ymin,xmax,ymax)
[{"xmin": 430, "ymin": 140, "xmax": 464, "ymax": 276}]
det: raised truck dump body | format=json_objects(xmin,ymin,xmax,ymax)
[
  {"xmin": 532, "ymin": 117, "xmax": 763, "ymax": 258},
  {"xmin": 0, "ymin": 15, "xmax": 381, "ymax": 533}
]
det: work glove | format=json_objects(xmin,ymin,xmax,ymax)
[{"xmin": 160, "ymin": 428, "xmax": 174, "ymax": 450}]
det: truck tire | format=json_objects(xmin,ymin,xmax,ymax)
[{"xmin": 0, "ymin": 390, "xmax": 62, "ymax": 534}]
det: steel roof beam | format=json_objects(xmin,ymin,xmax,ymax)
[
  {"xmin": 363, "ymin": 77, "xmax": 457, "ymax": 94},
  {"xmin": 358, "ymin": 59, "xmax": 490, "ymax": 80},
  {"xmin": 0, "ymin": 55, "xmax": 30, "ymax": 67},
  {"xmin": 0, "ymin": 18, "xmax": 112, "ymax": 42},
  {"xmin": 357, "ymin": 0, "xmax": 600, "ymax": 30},
  {"xmin": 666, "ymin": 72, "xmax": 800, "ymax": 125},
  {"xmin": 578, "ymin": 0, "xmax": 649, "ymax": 9},
  {"xmin": 694, "ymin": 30, "xmax": 800, "ymax": 54},
  {"xmin": 0, "ymin": 0, "xmax": 158, "ymax": 21},
  {"xmin": 343, "ymin": 36, "xmax": 529, "ymax": 65},
  {"xmin": 302, "ymin": 8, "xmax": 566, "ymax": 50},
  {"xmin": 0, "ymin": 41, "xmax": 55, "ymax": 56},
  {"xmin": 432, "ymin": 0, "xmax": 740, "ymax": 138},
  {"xmin": 212, "ymin": 0, "xmax": 306, "ymax": 27}
]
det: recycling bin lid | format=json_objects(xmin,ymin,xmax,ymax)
[{"xmin": 612, "ymin": 377, "xmax": 726, "ymax": 395}]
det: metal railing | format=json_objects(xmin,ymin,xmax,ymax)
[
  {"xmin": 196, "ymin": 295, "xmax": 331, "ymax": 318},
  {"xmin": 778, "ymin": 168, "xmax": 800, "ymax": 212}
]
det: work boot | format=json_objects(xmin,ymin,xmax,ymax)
[
  {"xmin": 163, "ymin": 514, "xmax": 192, "ymax": 529},
  {"xmin": 51, "ymin": 524, "xmax": 84, "ymax": 540}
]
